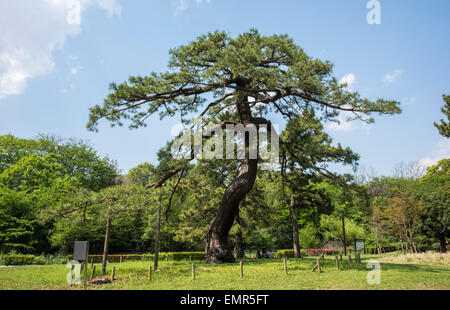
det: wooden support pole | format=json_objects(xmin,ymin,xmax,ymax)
[
  {"xmin": 120, "ymin": 255, "xmax": 123, "ymax": 263},
  {"xmin": 312, "ymin": 255, "xmax": 322, "ymax": 273},
  {"xmin": 69, "ymin": 264, "xmax": 74, "ymax": 287},
  {"xmin": 240, "ymin": 261, "xmax": 243, "ymax": 279},
  {"xmin": 90, "ymin": 265, "xmax": 96, "ymax": 280},
  {"xmin": 283, "ymin": 258, "xmax": 287, "ymax": 275},
  {"xmin": 83, "ymin": 261, "xmax": 87, "ymax": 288},
  {"xmin": 192, "ymin": 263, "xmax": 195, "ymax": 279},
  {"xmin": 148, "ymin": 266, "xmax": 152, "ymax": 281},
  {"xmin": 111, "ymin": 266, "xmax": 115, "ymax": 281},
  {"xmin": 348, "ymin": 255, "xmax": 353, "ymax": 269},
  {"xmin": 335, "ymin": 256, "xmax": 340, "ymax": 270}
]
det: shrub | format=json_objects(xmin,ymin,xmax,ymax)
[
  {"xmin": 273, "ymin": 249, "xmax": 307, "ymax": 258},
  {"xmin": 274, "ymin": 250, "xmax": 294, "ymax": 258},
  {"xmin": 2, "ymin": 255, "xmax": 34, "ymax": 265},
  {"xmin": 306, "ymin": 249, "xmax": 337, "ymax": 256},
  {"xmin": 65, "ymin": 252, "xmax": 205, "ymax": 262},
  {"xmin": 165, "ymin": 252, "xmax": 205, "ymax": 261}
]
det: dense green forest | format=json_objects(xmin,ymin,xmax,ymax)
[{"xmin": 0, "ymin": 131, "xmax": 447, "ymax": 256}]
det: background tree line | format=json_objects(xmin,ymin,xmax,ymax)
[{"xmin": 0, "ymin": 133, "xmax": 447, "ymax": 256}]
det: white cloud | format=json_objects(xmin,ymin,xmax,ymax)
[
  {"xmin": 418, "ymin": 139, "xmax": 450, "ymax": 169},
  {"xmin": 339, "ymin": 73, "xmax": 356, "ymax": 91},
  {"xmin": 173, "ymin": 0, "xmax": 211, "ymax": 16},
  {"xmin": 0, "ymin": 0, "xmax": 121, "ymax": 100},
  {"xmin": 70, "ymin": 65, "xmax": 83, "ymax": 75},
  {"xmin": 383, "ymin": 69, "xmax": 404, "ymax": 84},
  {"xmin": 401, "ymin": 97, "xmax": 417, "ymax": 105}
]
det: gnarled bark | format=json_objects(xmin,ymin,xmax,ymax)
[
  {"xmin": 205, "ymin": 157, "xmax": 257, "ymax": 263},
  {"xmin": 205, "ymin": 95, "xmax": 258, "ymax": 263}
]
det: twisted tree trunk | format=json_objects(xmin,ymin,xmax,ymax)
[
  {"xmin": 205, "ymin": 157, "xmax": 257, "ymax": 263},
  {"xmin": 205, "ymin": 94, "xmax": 258, "ymax": 263}
]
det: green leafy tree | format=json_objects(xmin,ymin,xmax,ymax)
[
  {"xmin": 418, "ymin": 159, "xmax": 450, "ymax": 252},
  {"xmin": 280, "ymin": 109, "xmax": 358, "ymax": 257},
  {"xmin": 320, "ymin": 214, "xmax": 366, "ymax": 248},
  {"xmin": 87, "ymin": 29, "xmax": 400, "ymax": 263},
  {"xmin": 0, "ymin": 135, "xmax": 118, "ymax": 253}
]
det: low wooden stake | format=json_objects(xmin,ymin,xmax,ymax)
[
  {"xmin": 240, "ymin": 261, "xmax": 243, "ymax": 279},
  {"xmin": 348, "ymin": 255, "xmax": 353, "ymax": 269},
  {"xmin": 192, "ymin": 263, "xmax": 195, "ymax": 279},
  {"xmin": 335, "ymin": 256, "xmax": 340, "ymax": 270},
  {"xmin": 120, "ymin": 255, "xmax": 123, "ymax": 263},
  {"xmin": 111, "ymin": 266, "xmax": 115, "ymax": 281},
  {"xmin": 312, "ymin": 254, "xmax": 323, "ymax": 273},
  {"xmin": 148, "ymin": 266, "xmax": 152, "ymax": 281},
  {"xmin": 90, "ymin": 259, "xmax": 94, "ymax": 268},
  {"xmin": 90, "ymin": 266, "xmax": 96, "ymax": 280},
  {"xmin": 283, "ymin": 258, "xmax": 288, "ymax": 275}
]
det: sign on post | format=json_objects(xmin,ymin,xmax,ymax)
[
  {"xmin": 73, "ymin": 241, "xmax": 89, "ymax": 287},
  {"xmin": 355, "ymin": 239, "xmax": 365, "ymax": 254},
  {"xmin": 74, "ymin": 241, "xmax": 89, "ymax": 261}
]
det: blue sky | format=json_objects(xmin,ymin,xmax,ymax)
[{"xmin": 0, "ymin": 0, "xmax": 449, "ymax": 176}]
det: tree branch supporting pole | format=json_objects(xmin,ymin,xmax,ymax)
[
  {"xmin": 312, "ymin": 254, "xmax": 323, "ymax": 272},
  {"xmin": 90, "ymin": 266, "xmax": 96, "ymax": 281},
  {"xmin": 154, "ymin": 191, "xmax": 162, "ymax": 271},
  {"xmin": 101, "ymin": 215, "xmax": 112, "ymax": 275},
  {"xmin": 341, "ymin": 212, "xmax": 347, "ymax": 256}
]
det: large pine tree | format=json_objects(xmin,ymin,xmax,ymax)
[{"xmin": 87, "ymin": 29, "xmax": 401, "ymax": 263}]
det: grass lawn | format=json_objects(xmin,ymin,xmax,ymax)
[{"xmin": 0, "ymin": 252, "xmax": 448, "ymax": 290}]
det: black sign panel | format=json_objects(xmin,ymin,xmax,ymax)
[{"xmin": 73, "ymin": 241, "xmax": 89, "ymax": 261}]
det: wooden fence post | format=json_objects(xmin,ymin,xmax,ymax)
[
  {"xmin": 335, "ymin": 256, "xmax": 339, "ymax": 270},
  {"xmin": 111, "ymin": 266, "xmax": 115, "ymax": 281},
  {"xmin": 90, "ymin": 265, "xmax": 96, "ymax": 280},
  {"xmin": 283, "ymin": 258, "xmax": 288, "ymax": 275},
  {"xmin": 148, "ymin": 266, "xmax": 152, "ymax": 281},
  {"xmin": 348, "ymin": 255, "xmax": 353, "ymax": 269},
  {"xmin": 312, "ymin": 254, "xmax": 323, "ymax": 272},
  {"xmin": 192, "ymin": 263, "xmax": 195, "ymax": 279},
  {"xmin": 240, "ymin": 261, "xmax": 243, "ymax": 279},
  {"xmin": 120, "ymin": 255, "xmax": 123, "ymax": 263},
  {"xmin": 90, "ymin": 259, "xmax": 94, "ymax": 268}
]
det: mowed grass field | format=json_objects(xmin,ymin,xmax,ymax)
[{"xmin": 0, "ymin": 252, "xmax": 449, "ymax": 290}]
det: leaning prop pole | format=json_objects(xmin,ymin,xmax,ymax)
[
  {"xmin": 101, "ymin": 215, "xmax": 112, "ymax": 275},
  {"xmin": 154, "ymin": 190, "xmax": 162, "ymax": 270}
]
